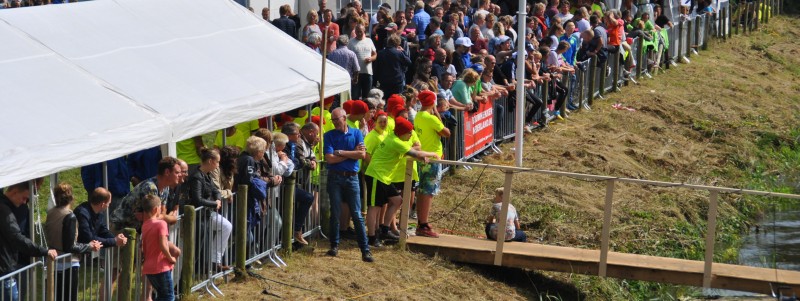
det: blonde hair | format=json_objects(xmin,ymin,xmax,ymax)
[
  {"xmin": 307, "ymin": 9, "xmax": 318, "ymax": 22},
  {"xmin": 461, "ymin": 68, "xmax": 480, "ymax": 84},
  {"xmin": 494, "ymin": 187, "xmax": 504, "ymax": 197},
  {"xmin": 273, "ymin": 133, "xmax": 289, "ymax": 148},
  {"xmin": 246, "ymin": 136, "xmax": 267, "ymax": 155}
]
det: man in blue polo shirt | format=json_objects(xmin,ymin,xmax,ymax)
[{"xmin": 323, "ymin": 108, "xmax": 373, "ymax": 263}]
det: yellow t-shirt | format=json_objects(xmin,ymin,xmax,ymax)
[
  {"xmin": 365, "ymin": 133, "xmax": 412, "ymax": 185},
  {"xmin": 214, "ymin": 120, "xmax": 259, "ymax": 150},
  {"xmin": 311, "ymin": 107, "xmax": 334, "ymax": 132},
  {"xmin": 364, "ymin": 128, "xmax": 388, "ymax": 156},
  {"xmin": 346, "ymin": 118, "xmax": 360, "ymax": 130},
  {"xmin": 414, "ymin": 111, "xmax": 445, "ymax": 157},
  {"xmin": 390, "ymin": 130, "xmax": 420, "ymax": 182},
  {"xmin": 176, "ymin": 138, "xmax": 201, "ymax": 165}
]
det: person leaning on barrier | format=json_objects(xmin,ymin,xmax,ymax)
[
  {"xmin": 414, "ymin": 90, "xmax": 451, "ymax": 238},
  {"xmin": 210, "ymin": 145, "xmax": 240, "ymax": 204},
  {"xmin": 281, "ymin": 122, "xmax": 319, "ymax": 246},
  {"xmin": 75, "ymin": 188, "xmax": 128, "ymax": 249},
  {"xmin": 74, "ymin": 187, "xmax": 127, "ymax": 301},
  {"xmin": 45, "ymin": 183, "xmax": 102, "ymax": 301},
  {"xmin": 188, "ymin": 148, "xmax": 233, "ymax": 272},
  {"xmin": 112, "ymin": 157, "xmax": 182, "ymax": 232},
  {"xmin": 0, "ymin": 180, "xmax": 58, "ymax": 301}
]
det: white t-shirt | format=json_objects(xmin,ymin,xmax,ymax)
[
  {"xmin": 347, "ymin": 37, "xmax": 377, "ymax": 75},
  {"xmin": 555, "ymin": 12, "xmax": 574, "ymax": 24},
  {"xmin": 489, "ymin": 203, "xmax": 518, "ymax": 241}
]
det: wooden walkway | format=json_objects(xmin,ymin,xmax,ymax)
[{"xmin": 407, "ymin": 234, "xmax": 800, "ymax": 295}]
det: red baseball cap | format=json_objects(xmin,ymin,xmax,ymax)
[{"xmin": 418, "ymin": 90, "xmax": 437, "ymax": 107}]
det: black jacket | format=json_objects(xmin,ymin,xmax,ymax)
[
  {"xmin": 0, "ymin": 194, "xmax": 48, "ymax": 276},
  {"xmin": 188, "ymin": 168, "xmax": 222, "ymax": 209},
  {"xmin": 74, "ymin": 202, "xmax": 116, "ymax": 248}
]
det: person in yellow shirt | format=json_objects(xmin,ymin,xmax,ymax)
[
  {"xmin": 213, "ymin": 120, "xmax": 259, "ymax": 150},
  {"xmin": 346, "ymin": 100, "xmax": 369, "ymax": 134},
  {"xmin": 364, "ymin": 117, "xmax": 438, "ymax": 246},
  {"xmin": 311, "ymin": 96, "xmax": 335, "ymax": 132},
  {"xmin": 413, "ymin": 90, "xmax": 451, "ymax": 238},
  {"xmin": 176, "ymin": 136, "xmax": 205, "ymax": 171}
]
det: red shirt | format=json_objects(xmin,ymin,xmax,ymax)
[
  {"xmin": 319, "ymin": 22, "xmax": 340, "ymax": 54},
  {"xmin": 141, "ymin": 219, "xmax": 173, "ymax": 275},
  {"xmin": 607, "ymin": 19, "xmax": 624, "ymax": 46}
]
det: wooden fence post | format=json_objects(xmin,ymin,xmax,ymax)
[
  {"xmin": 118, "ymin": 228, "xmax": 137, "ymax": 301},
  {"xmin": 399, "ymin": 158, "xmax": 414, "ymax": 249},
  {"xmin": 686, "ymin": 19, "xmax": 693, "ymax": 58},
  {"xmin": 493, "ymin": 171, "xmax": 515, "ymax": 266},
  {"xmin": 46, "ymin": 257, "xmax": 55, "ymax": 301},
  {"xmin": 319, "ymin": 163, "xmax": 331, "ymax": 238},
  {"xmin": 703, "ymin": 191, "xmax": 720, "ymax": 288},
  {"xmin": 234, "ymin": 185, "xmax": 248, "ymax": 279},
  {"xmin": 179, "ymin": 205, "xmax": 195, "ymax": 298},
  {"xmin": 598, "ymin": 179, "xmax": 615, "ymax": 277},
  {"xmin": 281, "ymin": 172, "xmax": 296, "ymax": 256}
]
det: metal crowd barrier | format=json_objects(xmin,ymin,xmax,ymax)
[{"xmin": 0, "ymin": 260, "xmax": 44, "ymax": 301}]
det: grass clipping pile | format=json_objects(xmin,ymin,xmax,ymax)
[{"xmin": 222, "ymin": 17, "xmax": 800, "ymax": 300}]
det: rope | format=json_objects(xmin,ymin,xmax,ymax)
[{"xmin": 428, "ymin": 164, "xmax": 489, "ymax": 224}]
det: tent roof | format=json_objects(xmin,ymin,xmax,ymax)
[{"xmin": 0, "ymin": 0, "xmax": 350, "ymax": 188}]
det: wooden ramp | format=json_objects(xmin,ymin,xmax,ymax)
[{"xmin": 407, "ymin": 234, "xmax": 800, "ymax": 295}]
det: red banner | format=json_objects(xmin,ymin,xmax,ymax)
[{"xmin": 463, "ymin": 101, "xmax": 494, "ymax": 158}]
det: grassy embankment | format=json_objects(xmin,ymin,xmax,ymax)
[{"xmin": 38, "ymin": 16, "xmax": 800, "ymax": 301}]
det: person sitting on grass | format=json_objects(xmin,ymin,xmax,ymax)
[
  {"xmin": 141, "ymin": 194, "xmax": 181, "ymax": 301},
  {"xmin": 485, "ymin": 187, "xmax": 527, "ymax": 242}
]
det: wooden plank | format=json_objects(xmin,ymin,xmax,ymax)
[{"xmin": 408, "ymin": 235, "xmax": 800, "ymax": 295}]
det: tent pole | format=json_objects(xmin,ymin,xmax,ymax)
[
  {"xmin": 513, "ymin": 0, "xmax": 526, "ymax": 167},
  {"xmin": 319, "ymin": 24, "xmax": 328, "ymax": 159}
]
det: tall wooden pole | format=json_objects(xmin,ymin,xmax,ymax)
[{"xmin": 179, "ymin": 205, "xmax": 196, "ymax": 298}]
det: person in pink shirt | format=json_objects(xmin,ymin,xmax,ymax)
[
  {"xmin": 141, "ymin": 195, "xmax": 181, "ymax": 301},
  {"xmin": 319, "ymin": 9, "xmax": 340, "ymax": 54}
]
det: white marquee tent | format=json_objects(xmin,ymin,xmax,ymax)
[{"xmin": 0, "ymin": 0, "xmax": 350, "ymax": 188}]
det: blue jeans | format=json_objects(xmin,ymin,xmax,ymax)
[
  {"xmin": 1, "ymin": 279, "xmax": 18, "ymax": 301},
  {"xmin": 146, "ymin": 271, "xmax": 174, "ymax": 301},
  {"xmin": 567, "ymin": 73, "xmax": 578, "ymax": 106},
  {"xmin": 327, "ymin": 173, "xmax": 369, "ymax": 252},
  {"xmin": 294, "ymin": 186, "xmax": 314, "ymax": 231}
]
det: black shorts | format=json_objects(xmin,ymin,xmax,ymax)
[
  {"xmin": 392, "ymin": 181, "xmax": 418, "ymax": 193},
  {"xmin": 365, "ymin": 175, "xmax": 400, "ymax": 207}
]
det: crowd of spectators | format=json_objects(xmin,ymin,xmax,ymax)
[{"xmin": 0, "ymin": 0, "xmax": 725, "ymax": 299}]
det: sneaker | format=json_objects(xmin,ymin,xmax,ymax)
[
  {"xmin": 369, "ymin": 236, "xmax": 384, "ymax": 248},
  {"xmin": 545, "ymin": 113, "xmax": 556, "ymax": 123},
  {"xmin": 362, "ymin": 251, "xmax": 374, "ymax": 263},
  {"xmin": 409, "ymin": 211, "xmax": 418, "ymax": 220},
  {"xmin": 555, "ymin": 111, "xmax": 564, "ymax": 121},
  {"xmin": 606, "ymin": 66, "xmax": 612, "ymax": 76},
  {"xmin": 524, "ymin": 125, "xmax": 533, "ymax": 133},
  {"xmin": 415, "ymin": 225, "xmax": 440, "ymax": 238},
  {"xmin": 326, "ymin": 245, "xmax": 339, "ymax": 257},
  {"xmin": 380, "ymin": 226, "xmax": 400, "ymax": 241}
]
